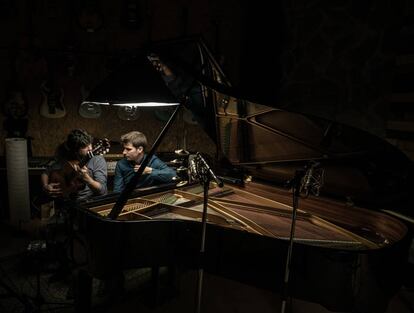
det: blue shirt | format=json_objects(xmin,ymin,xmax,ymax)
[{"xmin": 113, "ymin": 154, "xmax": 176, "ymax": 193}]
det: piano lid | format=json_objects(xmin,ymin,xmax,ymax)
[{"xmin": 149, "ymin": 36, "xmax": 414, "ymax": 215}]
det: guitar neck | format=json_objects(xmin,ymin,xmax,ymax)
[
  {"xmin": 77, "ymin": 141, "xmax": 109, "ymax": 168},
  {"xmin": 78, "ymin": 153, "xmax": 93, "ymax": 168}
]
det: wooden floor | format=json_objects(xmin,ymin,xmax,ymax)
[{"xmin": 0, "ymin": 218, "xmax": 413, "ymax": 313}]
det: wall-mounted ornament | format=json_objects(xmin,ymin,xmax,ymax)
[
  {"xmin": 117, "ymin": 105, "xmax": 140, "ymax": 121},
  {"xmin": 2, "ymin": 85, "xmax": 29, "ymax": 138},
  {"xmin": 79, "ymin": 85, "xmax": 102, "ymax": 119}
]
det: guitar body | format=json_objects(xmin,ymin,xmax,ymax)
[
  {"xmin": 40, "ymin": 80, "xmax": 66, "ymax": 118},
  {"xmin": 49, "ymin": 161, "xmax": 85, "ymax": 198},
  {"xmin": 47, "ymin": 139, "xmax": 110, "ymax": 198}
]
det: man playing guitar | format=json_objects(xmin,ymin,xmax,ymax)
[{"xmin": 41, "ymin": 129, "xmax": 108, "ymax": 201}]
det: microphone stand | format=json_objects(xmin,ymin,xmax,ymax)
[
  {"xmin": 195, "ymin": 173, "xmax": 210, "ymax": 313},
  {"xmin": 193, "ymin": 153, "xmax": 223, "ymax": 313},
  {"xmin": 280, "ymin": 167, "xmax": 306, "ymax": 313}
]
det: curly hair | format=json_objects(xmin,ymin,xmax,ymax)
[{"xmin": 56, "ymin": 129, "xmax": 92, "ymax": 160}]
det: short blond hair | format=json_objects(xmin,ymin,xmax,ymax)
[{"xmin": 121, "ymin": 131, "xmax": 147, "ymax": 150}]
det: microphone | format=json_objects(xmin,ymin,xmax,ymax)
[
  {"xmin": 176, "ymin": 166, "xmax": 188, "ymax": 174},
  {"xmin": 188, "ymin": 154, "xmax": 199, "ymax": 181},
  {"xmin": 301, "ymin": 161, "xmax": 320, "ymax": 196},
  {"xmin": 196, "ymin": 153, "xmax": 224, "ymax": 187}
]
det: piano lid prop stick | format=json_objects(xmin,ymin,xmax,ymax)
[{"xmin": 108, "ymin": 102, "xmax": 183, "ymax": 220}]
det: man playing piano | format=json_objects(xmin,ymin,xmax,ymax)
[{"xmin": 113, "ymin": 130, "xmax": 176, "ymax": 193}]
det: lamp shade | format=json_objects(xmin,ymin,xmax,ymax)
[{"xmin": 83, "ymin": 55, "xmax": 179, "ymax": 107}]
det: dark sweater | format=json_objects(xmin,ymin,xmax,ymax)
[{"xmin": 113, "ymin": 154, "xmax": 176, "ymax": 193}]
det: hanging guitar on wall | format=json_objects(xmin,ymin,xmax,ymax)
[
  {"xmin": 39, "ymin": 76, "xmax": 65, "ymax": 119},
  {"xmin": 39, "ymin": 76, "xmax": 66, "ymax": 118},
  {"xmin": 39, "ymin": 52, "xmax": 68, "ymax": 119}
]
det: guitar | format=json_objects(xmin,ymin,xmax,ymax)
[
  {"xmin": 49, "ymin": 139, "xmax": 110, "ymax": 198},
  {"xmin": 39, "ymin": 78, "xmax": 66, "ymax": 118}
]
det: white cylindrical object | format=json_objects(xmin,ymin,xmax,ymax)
[{"xmin": 6, "ymin": 138, "xmax": 31, "ymax": 224}]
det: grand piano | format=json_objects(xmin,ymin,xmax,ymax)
[{"xmin": 74, "ymin": 37, "xmax": 414, "ymax": 312}]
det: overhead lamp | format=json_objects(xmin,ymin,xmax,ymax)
[
  {"xmin": 83, "ymin": 53, "xmax": 182, "ymax": 219},
  {"xmin": 82, "ymin": 54, "xmax": 179, "ymax": 107}
]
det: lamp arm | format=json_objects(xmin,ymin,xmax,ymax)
[{"xmin": 107, "ymin": 102, "xmax": 183, "ymax": 219}]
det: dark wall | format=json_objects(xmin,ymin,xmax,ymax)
[
  {"xmin": 277, "ymin": 0, "xmax": 405, "ymax": 137},
  {"xmin": 0, "ymin": 0, "xmax": 407, "ymax": 157},
  {"xmin": 0, "ymin": 0, "xmax": 244, "ymax": 157}
]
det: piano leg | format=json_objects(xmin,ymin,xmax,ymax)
[
  {"xmin": 148, "ymin": 265, "xmax": 181, "ymax": 307},
  {"xmin": 150, "ymin": 266, "xmax": 160, "ymax": 307},
  {"xmin": 74, "ymin": 268, "xmax": 92, "ymax": 312}
]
